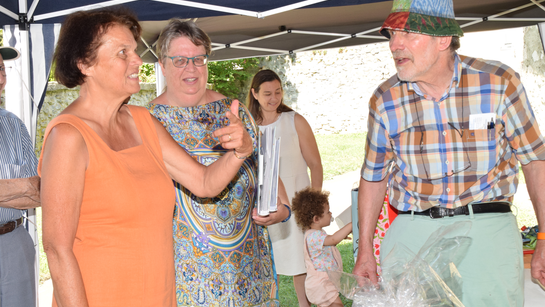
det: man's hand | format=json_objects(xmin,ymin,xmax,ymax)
[
  {"xmin": 352, "ymin": 177, "xmax": 388, "ymax": 285},
  {"xmin": 531, "ymin": 240, "xmax": 545, "ymax": 286},
  {"xmin": 353, "ymin": 248, "xmax": 379, "ymax": 284}
]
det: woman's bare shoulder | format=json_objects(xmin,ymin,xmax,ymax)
[
  {"xmin": 43, "ymin": 121, "xmax": 87, "ymax": 162},
  {"xmin": 294, "ymin": 112, "xmax": 311, "ymax": 127}
]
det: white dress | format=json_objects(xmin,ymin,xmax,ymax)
[{"xmin": 260, "ymin": 111, "xmax": 310, "ymax": 275}]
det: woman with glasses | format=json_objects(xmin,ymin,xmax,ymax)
[{"xmin": 147, "ymin": 19, "xmax": 287, "ymax": 307}]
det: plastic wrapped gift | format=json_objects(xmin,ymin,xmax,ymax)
[{"xmin": 328, "ymin": 221, "xmax": 472, "ymax": 307}]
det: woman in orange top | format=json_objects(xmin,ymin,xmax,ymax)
[{"xmin": 39, "ymin": 9, "xmax": 252, "ymax": 307}]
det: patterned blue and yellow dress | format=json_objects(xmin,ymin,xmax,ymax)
[{"xmin": 147, "ymin": 98, "xmax": 279, "ymax": 307}]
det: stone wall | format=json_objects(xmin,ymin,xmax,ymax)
[
  {"xmin": 521, "ymin": 26, "xmax": 545, "ymax": 127},
  {"xmin": 259, "ymin": 43, "xmax": 396, "ymax": 134}
]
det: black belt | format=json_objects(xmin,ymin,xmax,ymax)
[
  {"xmin": 398, "ymin": 201, "xmax": 511, "ymax": 219},
  {"xmin": 0, "ymin": 217, "xmax": 24, "ymax": 235}
]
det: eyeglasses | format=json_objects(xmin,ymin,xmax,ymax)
[
  {"xmin": 0, "ymin": 65, "xmax": 6, "ymax": 76},
  {"xmin": 417, "ymin": 123, "xmax": 472, "ymax": 180},
  {"xmin": 166, "ymin": 54, "xmax": 208, "ymax": 68},
  {"xmin": 414, "ymin": 83, "xmax": 471, "ymax": 180}
]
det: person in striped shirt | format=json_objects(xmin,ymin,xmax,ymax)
[
  {"xmin": 353, "ymin": 0, "xmax": 545, "ymax": 306},
  {"xmin": 0, "ymin": 46, "xmax": 40, "ymax": 307}
]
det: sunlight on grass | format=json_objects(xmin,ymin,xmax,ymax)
[
  {"xmin": 316, "ymin": 133, "xmax": 366, "ymax": 181},
  {"xmin": 514, "ymin": 199, "xmax": 537, "ymax": 229}
]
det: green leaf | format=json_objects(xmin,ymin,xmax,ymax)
[{"xmin": 208, "ymin": 58, "xmax": 260, "ymax": 99}]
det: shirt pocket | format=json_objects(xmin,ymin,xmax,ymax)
[{"xmin": 464, "ymin": 125, "xmax": 498, "ymax": 176}]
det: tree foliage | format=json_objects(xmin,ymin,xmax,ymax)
[
  {"xmin": 139, "ymin": 63, "xmax": 156, "ymax": 83},
  {"xmin": 48, "ymin": 63, "xmax": 56, "ymax": 81},
  {"xmin": 207, "ymin": 58, "xmax": 260, "ymax": 101}
]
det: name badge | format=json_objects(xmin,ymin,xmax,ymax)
[{"xmin": 469, "ymin": 113, "xmax": 495, "ymax": 130}]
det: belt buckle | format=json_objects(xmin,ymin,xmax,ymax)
[{"xmin": 429, "ymin": 207, "xmax": 444, "ymax": 219}]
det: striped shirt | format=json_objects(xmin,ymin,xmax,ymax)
[
  {"xmin": 362, "ymin": 54, "xmax": 545, "ymax": 211},
  {"xmin": 0, "ymin": 108, "xmax": 38, "ymax": 224}
]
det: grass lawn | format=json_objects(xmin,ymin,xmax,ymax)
[{"xmin": 315, "ymin": 133, "xmax": 366, "ymax": 181}]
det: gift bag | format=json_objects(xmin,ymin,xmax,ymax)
[{"xmin": 330, "ymin": 221, "xmax": 472, "ymax": 307}]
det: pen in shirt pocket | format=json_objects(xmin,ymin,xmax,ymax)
[
  {"xmin": 487, "ymin": 120, "xmax": 495, "ymax": 129},
  {"xmin": 487, "ymin": 120, "xmax": 495, "ymax": 139}
]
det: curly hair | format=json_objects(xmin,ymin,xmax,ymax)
[{"xmin": 291, "ymin": 187, "xmax": 330, "ymax": 231}]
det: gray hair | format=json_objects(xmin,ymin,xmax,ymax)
[
  {"xmin": 450, "ymin": 36, "xmax": 461, "ymax": 53},
  {"xmin": 156, "ymin": 19, "xmax": 211, "ymax": 65}
]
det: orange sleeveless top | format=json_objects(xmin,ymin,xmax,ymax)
[{"xmin": 39, "ymin": 105, "xmax": 176, "ymax": 307}]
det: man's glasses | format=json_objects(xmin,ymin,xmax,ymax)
[
  {"xmin": 414, "ymin": 82, "xmax": 471, "ymax": 181},
  {"xmin": 166, "ymin": 55, "xmax": 209, "ymax": 68},
  {"xmin": 418, "ymin": 123, "xmax": 471, "ymax": 180}
]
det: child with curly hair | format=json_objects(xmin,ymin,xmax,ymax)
[{"xmin": 291, "ymin": 187, "xmax": 352, "ymax": 307}]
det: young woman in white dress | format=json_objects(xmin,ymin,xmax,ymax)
[{"xmin": 247, "ymin": 69, "xmax": 323, "ymax": 307}]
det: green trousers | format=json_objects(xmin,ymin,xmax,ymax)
[{"xmin": 381, "ymin": 209, "xmax": 524, "ymax": 307}]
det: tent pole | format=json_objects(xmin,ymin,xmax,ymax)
[
  {"xmin": 16, "ymin": 0, "xmax": 40, "ymax": 306},
  {"xmin": 19, "ymin": 29, "xmax": 40, "ymax": 307},
  {"xmin": 155, "ymin": 62, "xmax": 166, "ymax": 96}
]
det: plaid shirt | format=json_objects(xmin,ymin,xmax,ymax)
[{"xmin": 362, "ymin": 54, "xmax": 545, "ymax": 211}]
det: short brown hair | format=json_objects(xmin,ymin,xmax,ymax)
[
  {"xmin": 53, "ymin": 8, "xmax": 141, "ymax": 88},
  {"xmin": 292, "ymin": 187, "xmax": 330, "ymax": 231},
  {"xmin": 156, "ymin": 19, "xmax": 211, "ymax": 66},
  {"xmin": 246, "ymin": 69, "xmax": 293, "ymax": 125}
]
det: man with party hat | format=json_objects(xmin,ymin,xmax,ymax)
[
  {"xmin": 354, "ymin": 0, "xmax": 545, "ymax": 305},
  {"xmin": 0, "ymin": 46, "xmax": 40, "ymax": 307}
]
